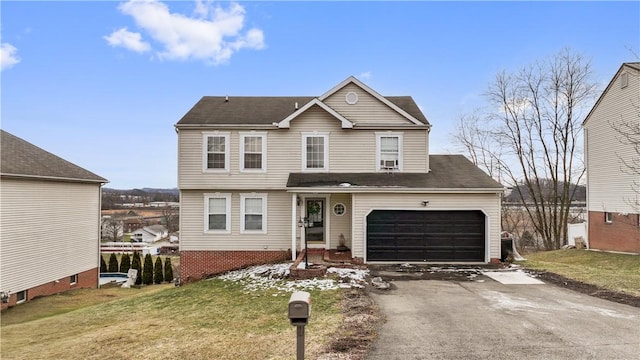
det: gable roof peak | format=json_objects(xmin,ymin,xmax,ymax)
[{"xmin": 319, "ymin": 76, "xmax": 426, "ymax": 126}]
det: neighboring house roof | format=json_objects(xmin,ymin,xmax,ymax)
[
  {"xmin": 287, "ymin": 155, "xmax": 503, "ymax": 190},
  {"xmin": 1, "ymin": 130, "xmax": 107, "ymax": 183},
  {"xmin": 175, "ymin": 77, "xmax": 429, "ymax": 127},
  {"xmin": 582, "ymin": 62, "xmax": 640, "ymax": 127}
]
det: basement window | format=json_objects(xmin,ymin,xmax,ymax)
[
  {"xmin": 70, "ymin": 274, "xmax": 78, "ymax": 285},
  {"xmin": 605, "ymin": 212, "xmax": 613, "ymax": 224},
  {"xmin": 16, "ymin": 290, "xmax": 26, "ymax": 304}
]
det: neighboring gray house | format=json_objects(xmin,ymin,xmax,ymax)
[
  {"xmin": 583, "ymin": 62, "xmax": 640, "ymax": 253},
  {"xmin": 176, "ymin": 77, "xmax": 504, "ymax": 282},
  {"xmin": 0, "ymin": 130, "xmax": 107, "ymax": 308}
]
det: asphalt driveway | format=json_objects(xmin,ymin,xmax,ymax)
[{"xmin": 367, "ymin": 273, "xmax": 640, "ymax": 360}]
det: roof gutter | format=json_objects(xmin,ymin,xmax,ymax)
[
  {"xmin": 285, "ymin": 187, "xmax": 504, "ymax": 194},
  {"xmin": 1, "ymin": 173, "xmax": 108, "ymax": 184},
  {"xmin": 175, "ymin": 124, "xmax": 279, "ymax": 130}
]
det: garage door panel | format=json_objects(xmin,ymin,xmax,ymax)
[{"xmin": 367, "ymin": 210, "xmax": 485, "ymax": 262}]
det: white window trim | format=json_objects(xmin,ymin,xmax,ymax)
[
  {"xmin": 333, "ymin": 202, "xmax": 346, "ymax": 216},
  {"xmin": 240, "ymin": 193, "xmax": 268, "ymax": 234},
  {"xmin": 301, "ymin": 132, "xmax": 329, "ymax": 172},
  {"xmin": 204, "ymin": 193, "xmax": 231, "ymax": 234},
  {"xmin": 239, "ymin": 132, "xmax": 267, "ymax": 172},
  {"xmin": 375, "ymin": 132, "xmax": 403, "ymax": 171},
  {"xmin": 605, "ymin": 212, "xmax": 613, "ymax": 224},
  {"xmin": 70, "ymin": 274, "xmax": 78, "ymax": 285},
  {"xmin": 202, "ymin": 132, "xmax": 230, "ymax": 172}
]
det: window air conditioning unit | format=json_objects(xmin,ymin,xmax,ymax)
[{"xmin": 381, "ymin": 160, "xmax": 398, "ymax": 170}]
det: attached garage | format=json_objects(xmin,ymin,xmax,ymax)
[{"xmin": 367, "ymin": 210, "xmax": 486, "ymax": 262}]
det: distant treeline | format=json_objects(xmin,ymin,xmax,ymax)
[{"xmin": 102, "ymin": 188, "xmax": 179, "ymax": 209}]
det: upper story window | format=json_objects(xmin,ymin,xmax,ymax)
[
  {"xmin": 205, "ymin": 193, "xmax": 231, "ymax": 233},
  {"xmin": 241, "ymin": 193, "xmax": 267, "ymax": 233},
  {"xmin": 376, "ymin": 132, "xmax": 403, "ymax": 171},
  {"xmin": 302, "ymin": 133, "xmax": 329, "ymax": 172},
  {"xmin": 203, "ymin": 132, "xmax": 230, "ymax": 172},
  {"xmin": 240, "ymin": 132, "xmax": 267, "ymax": 172}
]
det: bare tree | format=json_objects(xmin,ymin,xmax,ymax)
[
  {"xmin": 162, "ymin": 207, "xmax": 179, "ymax": 233},
  {"xmin": 453, "ymin": 49, "xmax": 598, "ymax": 250},
  {"xmin": 101, "ymin": 214, "xmax": 124, "ymax": 241}
]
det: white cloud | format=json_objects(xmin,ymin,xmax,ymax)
[
  {"xmin": 1, "ymin": 42, "xmax": 20, "ymax": 71},
  {"xmin": 104, "ymin": 27, "xmax": 151, "ymax": 53},
  {"xmin": 109, "ymin": 0, "xmax": 265, "ymax": 65},
  {"xmin": 359, "ymin": 71, "xmax": 372, "ymax": 80}
]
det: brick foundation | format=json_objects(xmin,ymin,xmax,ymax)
[
  {"xmin": 588, "ymin": 211, "xmax": 640, "ymax": 253},
  {"xmin": 1, "ymin": 267, "xmax": 98, "ymax": 310},
  {"xmin": 180, "ymin": 250, "xmax": 291, "ymax": 284}
]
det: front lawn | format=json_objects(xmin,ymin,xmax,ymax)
[
  {"xmin": 519, "ymin": 249, "xmax": 640, "ymax": 297},
  {"xmin": 1, "ymin": 266, "xmax": 351, "ymax": 360}
]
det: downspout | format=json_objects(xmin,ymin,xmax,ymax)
[
  {"xmin": 291, "ymin": 193, "xmax": 297, "ymax": 261},
  {"xmin": 97, "ymin": 182, "xmax": 105, "ymax": 288}
]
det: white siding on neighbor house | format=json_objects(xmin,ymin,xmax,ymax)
[
  {"xmin": 351, "ymin": 192, "xmax": 502, "ymax": 262},
  {"xmin": 0, "ymin": 179, "xmax": 101, "ymax": 293},
  {"xmin": 180, "ymin": 190, "xmax": 292, "ymax": 251},
  {"xmin": 178, "ymin": 107, "xmax": 430, "ymax": 190},
  {"xmin": 584, "ymin": 67, "xmax": 640, "ymax": 214},
  {"xmin": 323, "ymin": 83, "xmax": 417, "ymax": 126}
]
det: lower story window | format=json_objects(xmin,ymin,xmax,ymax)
[
  {"xmin": 241, "ymin": 194, "xmax": 267, "ymax": 233},
  {"xmin": 205, "ymin": 193, "xmax": 231, "ymax": 233},
  {"xmin": 605, "ymin": 212, "xmax": 613, "ymax": 223},
  {"xmin": 70, "ymin": 274, "xmax": 78, "ymax": 285}
]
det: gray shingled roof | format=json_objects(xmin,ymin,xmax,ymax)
[
  {"xmin": 287, "ymin": 155, "xmax": 503, "ymax": 189},
  {"xmin": 176, "ymin": 96, "xmax": 429, "ymax": 126},
  {"xmin": 1, "ymin": 130, "xmax": 107, "ymax": 183}
]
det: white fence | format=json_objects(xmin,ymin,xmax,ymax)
[{"xmin": 100, "ymin": 242, "xmax": 159, "ymax": 256}]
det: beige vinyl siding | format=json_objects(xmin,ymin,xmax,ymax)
[
  {"xmin": 351, "ymin": 192, "xmax": 501, "ymax": 262},
  {"xmin": 329, "ymin": 193, "xmax": 352, "ymax": 249},
  {"xmin": 178, "ymin": 108, "xmax": 430, "ymax": 189},
  {"xmin": 323, "ymin": 83, "xmax": 416, "ymax": 125},
  {"xmin": 180, "ymin": 190, "xmax": 292, "ymax": 251},
  {"xmin": 0, "ymin": 179, "xmax": 100, "ymax": 293},
  {"xmin": 584, "ymin": 68, "xmax": 640, "ymax": 214}
]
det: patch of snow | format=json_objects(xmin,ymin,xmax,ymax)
[{"xmin": 215, "ymin": 263, "xmax": 369, "ymax": 294}]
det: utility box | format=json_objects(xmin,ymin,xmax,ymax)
[{"xmin": 288, "ymin": 291, "xmax": 311, "ymax": 326}]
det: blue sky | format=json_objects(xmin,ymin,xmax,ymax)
[{"xmin": 2, "ymin": 1, "xmax": 638, "ymax": 189}]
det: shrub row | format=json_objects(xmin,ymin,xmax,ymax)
[{"xmin": 101, "ymin": 252, "xmax": 174, "ymax": 285}]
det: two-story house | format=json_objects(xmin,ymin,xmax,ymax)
[
  {"xmin": 176, "ymin": 77, "xmax": 504, "ymax": 282},
  {"xmin": 583, "ymin": 63, "xmax": 640, "ymax": 253},
  {"xmin": 1, "ymin": 130, "xmax": 107, "ymax": 308}
]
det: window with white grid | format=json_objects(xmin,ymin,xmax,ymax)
[
  {"xmin": 240, "ymin": 133, "xmax": 266, "ymax": 171},
  {"xmin": 302, "ymin": 133, "xmax": 328, "ymax": 171},
  {"xmin": 203, "ymin": 133, "xmax": 229, "ymax": 171},
  {"xmin": 376, "ymin": 132, "xmax": 403, "ymax": 171}
]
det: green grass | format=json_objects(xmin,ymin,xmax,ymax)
[
  {"xmin": 1, "ymin": 279, "xmax": 342, "ymax": 360},
  {"xmin": 519, "ymin": 249, "xmax": 640, "ymax": 297}
]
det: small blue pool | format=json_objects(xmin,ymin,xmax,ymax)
[{"xmin": 99, "ymin": 273, "xmax": 129, "ymax": 286}]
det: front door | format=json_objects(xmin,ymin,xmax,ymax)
[{"xmin": 305, "ymin": 199, "xmax": 324, "ymax": 243}]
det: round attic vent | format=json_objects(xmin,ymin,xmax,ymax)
[{"xmin": 345, "ymin": 91, "xmax": 358, "ymax": 105}]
